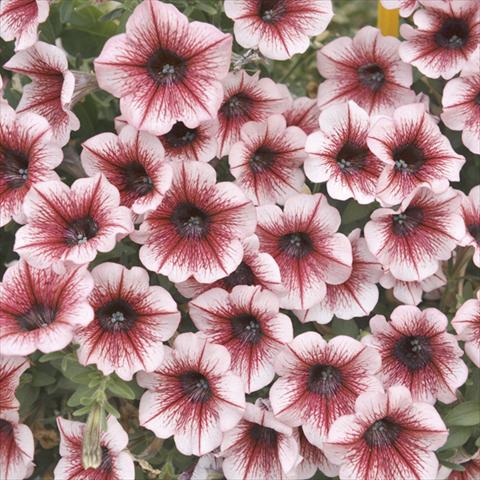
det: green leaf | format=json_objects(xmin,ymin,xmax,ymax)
[
  {"xmin": 73, "ymin": 405, "xmax": 92, "ymax": 417},
  {"xmin": 31, "ymin": 371, "xmax": 56, "ymax": 387},
  {"xmin": 439, "ymin": 461, "xmax": 465, "ymax": 472},
  {"xmin": 39, "ymin": 351, "xmax": 65, "ymax": 363},
  {"xmin": 331, "ymin": 318, "xmax": 360, "ymax": 337},
  {"xmin": 100, "ymin": 8, "xmax": 125, "ymax": 22},
  {"xmin": 104, "ymin": 401, "xmax": 121, "ymax": 418},
  {"xmin": 59, "ymin": 1, "xmax": 74, "ymax": 23},
  {"xmin": 445, "ymin": 402, "xmax": 480, "ymax": 426},
  {"xmin": 341, "ymin": 200, "xmax": 377, "ymax": 225},
  {"xmin": 108, "ymin": 379, "xmax": 135, "ymax": 400},
  {"xmin": 67, "ymin": 386, "xmax": 92, "ymax": 407},
  {"xmin": 439, "ymin": 426, "xmax": 472, "ymax": 451}
]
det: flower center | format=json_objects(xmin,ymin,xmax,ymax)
[
  {"xmin": 250, "ymin": 424, "xmax": 278, "ymax": 447},
  {"xmin": 171, "ymin": 202, "xmax": 210, "ymax": 239},
  {"xmin": 231, "ymin": 313, "xmax": 263, "ymax": 344},
  {"xmin": 98, "ymin": 446, "xmax": 113, "ymax": 473},
  {"xmin": 279, "ymin": 232, "xmax": 313, "ymax": 259},
  {"xmin": 0, "ymin": 419, "xmax": 13, "ymax": 436},
  {"xmin": 393, "ymin": 144, "xmax": 425, "ymax": 172},
  {"xmin": 16, "ymin": 303, "xmax": 56, "ymax": 332},
  {"xmin": 392, "ymin": 206, "xmax": 424, "ymax": 237},
  {"xmin": 475, "ymin": 92, "xmax": 480, "ymax": 105},
  {"xmin": 250, "ymin": 147, "xmax": 276, "ymax": 173},
  {"xmin": 163, "ymin": 122, "xmax": 198, "ymax": 148},
  {"xmin": 435, "ymin": 18, "xmax": 469, "ymax": 49},
  {"xmin": 147, "ymin": 49, "xmax": 186, "ymax": 85},
  {"xmin": 65, "ymin": 216, "xmax": 99, "ymax": 245},
  {"xmin": 467, "ymin": 223, "xmax": 480, "ymax": 245},
  {"xmin": 259, "ymin": 0, "xmax": 286, "ymax": 23},
  {"xmin": 179, "ymin": 371, "xmax": 212, "ymax": 403},
  {"xmin": 223, "ymin": 262, "xmax": 255, "ymax": 290},
  {"xmin": 358, "ymin": 63, "xmax": 385, "ymax": 91},
  {"xmin": 122, "ymin": 162, "xmax": 153, "ymax": 197},
  {"xmin": 220, "ymin": 93, "xmax": 252, "ymax": 118},
  {"xmin": 307, "ymin": 364, "xmax": 343, "ymax": 396},
  {"xmin": 394, "ymin": 335, "xmax": 432, "ymax": 371},
  {"xmin": 96, "ymin": 298, "xmax": 138, "ymax": 332},
  {"xmin": 364, "ymin": 418, "xmax": 401, "ymax": 447},
  {"xmin": 0, "ymin": 148, "xmax": 29, "ymax": 189},
  {"xmin": 336, "ymin": 142, "xmax": 369, "ymax": 172}
]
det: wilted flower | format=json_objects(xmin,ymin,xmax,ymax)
[
  {"xmin": 365, "ymin": 187, "xmax": 464, "ymax": 282},
  {"xmin": 381, "ymin": 0, "xmax": 419, "ymax": 17},
  {"xmin": 270, "ymin": 332, "xmax": 382, "ymax": 448},
  {"xmin": 317, "ymin": 26, "xmax": 415, "ymax": 115},
  {"xmin": 282, "ymin": 96, "xmax": 321, "ymax": 135},
  {"xmin": 224, "ymin": 0, "xmax": 333, "ymax": 60},
  {"xmin": 229, "ymin": 114, "xmax": 307, "ymax": 205},
  {"xmin": 0, "ymin": 355, "xmax": 29, "ymax": 415},
  {"xmin": 323, "ymin": 386, "xmax": 448, "ymax": 480},
  {"xmin": 0, "ymin": 103, "xmax": 62, "ymax": 227},
  {"xmin": 133, "ymin": 161, "xmax": 256, "ymax": 283},
  {"xmin": 94, "ymin": 0, "xmax": 232, "ymax": 135},
  {"xmin": 75, "ymin": 262, "xmax": 180, "ymax": 381},
  {"xmin": 81, "ymin": 126, "xmax": 172, "ymax": 215},
  {"xmin": 256, "ymin": 193, "xmax": 352, "ymax": 310},
  {"xmin": 399, "ymin": 0, "xmax": 480, "ymax": 79},
  {"xmin": 14, "ymin": 175, "xmax": 134, "ymax": 268},
  {"xmin": 363, "ymin": 305, "xmax": 468, "ymax": 404},
  {"xmin": 0, "ymin": 260, "xmax": 94, "ymax": 356},
  {"xmin": 459, "ymin": 185, "xmax": 480, "ymax": 268},
  {"xmin": 189, "ymin": 285, "xmax": 293, "ymax": 393},
  {"xmin": 305, "ymin": 101, "xmax": 383, "ymax": 204},
  {"xmin": 138, "ymin": 333, "xmax": 245, "ymax": 456}
]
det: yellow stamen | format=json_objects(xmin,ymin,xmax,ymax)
[{"xmin": 377, "ymin": 1, "xmax": 400, "ymax": 37}]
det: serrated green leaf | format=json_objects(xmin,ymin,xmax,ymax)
[{"xmin": 445, "ymin": 402, "xmax": 480, "ymax": 426}]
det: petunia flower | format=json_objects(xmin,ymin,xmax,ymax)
[
  {"xmin": 54, "ymin": 416, "xmax": 135, "ymax": 480},
  {"xmin": 459, "ymin": 185, "xmax": 480, "ymax": 268},
  {"xmin": 0, "ymin": 0, "xmax": 49, "ymax": 51},
  {"xmin": 132, "ymin": 161, "xmax": 256, "ymax": 284},
  {"xmin": 256, "ymin": 193, "xmax": 352, "ymax": 310},
  {"xmin": 317, "ymin": 26, "xmax": 415, "ymax": 116},
  {"xmin": 14, "ymin": 175, "xmax": 134, "ymax": 269},
  {"xmin": 0, "ymin": 102, "xmax": 62, "ymax": 227},
  {"xmin": 81, "ymin": 126, "xmax": 172, "ymax": 215},
  {"xmin": 224, "ymin": 0, "xmax": 333, "ymax": 60},
  {"xmin": 296, "ymin": 229, "xmax": 382, "ymax": 324},
  {"xmin": 75, "ymin": 262, "xmax": 180, "ymax": 381},
  {"xmin": 0, "ymin": 260, "xmax": 94, "ymax": 356},
  {"xmin": 138, "ymin": 332, "xmax": 245, "ymax": 456},
  {"xmin": 437, "ymin": 450, "xmax": 480, "ymax": 480},
  {"xmin": 3, "ymin": 42, "xmax": 89, "ymax": 146},
  {"xmin": 282, "ymin": 96, "xmax": 321, "ymax": 135},
  {"xmin": 365, "ymin": 187, "xmax": 464, "ymax": 282},
  {"xmin": 216, "ymin": 70, "xmax": 291, "ymax": 158},
  {"xmin": 0, "ymin": 355, "xmax": 29, "ymax": 415},
  {"xmin": 270, "ymin": 332, "xmax": 382, "ymax": 448},
  {"xmin": 368, "ymin": 103, "xmax": 465, "ymax": 206},
  {"xmin": 363, "ymin": 305, "xmax": 468, "ymax": 404},
  {"xmin": 175, "ymin": 234, "xmax": 283, "ymax": 299},
  {"xmin": 229, "ymin": 114, "xmax": 307, "ymax": 206},
  {"xmin": 220, "ymin": 400, "xmax": 300, "ymax": 480},
  {"xmin": 94, "ymin": 0, "xmax": 232, "ymax": 135},
  {"xmin": 323, "ymin": 386, "xmax": 448, "ymax": 480},
  {"xmin": 381, "ymin": 0, "xmax": 419, "ymax": 18},
  {"xmin": 305, "ymin": 101, "xmax": 383, "ymax": 204},
  {"xmin": 399, "ymin": 0, "xmax": 480, "ymax": 79},
  {"xmin": 189, "ymin": 285, "xmax": 293, "ymax": 393},
  {"xmin": 452, "ymin": 291, "xmax": 480, "ymax": 368}
]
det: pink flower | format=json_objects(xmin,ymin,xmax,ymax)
[
  {"xmin": 381, "ymin": 0, "xmax": 419, "ymax": 18},
  {"xmin": 399, "ymin": 0, "xmax": 480, "ymax": 79},
  {"xmin": 81, "ymin": 126, "xmax": 172, "ymax": 215},
  {"xmin": 175, "ymin": 234, "xmax": 283, "ymax": 299},
  {"xmin": 317, "ymin": 26, "xmax": 415, "ymax": 116},
  {"xmin": 368, "ymin": 103, "xmax": 465, "ymax": 206},
  {"xmin": 0, "ymin": 412, "xmax": 34, "ymax": 480},
  {"xmin": 133, "ymin": 162, "xmax": 256, "ymax": 283},
  {"xmin": 229, "ymin": 114, "xmax": 307, "ymax": 205},
  {"xmin": 282, "ymin": 96, "xmax": 321, "ymax": 135},
  {"xmin": 220, "ymin": 401, "xmax": 300, "ymax": 480},
  {"xmin": 441, "ymin": 57, "xmax": 480, "ymax": 154},
  {"xmin": 189, "ymin": 285, "xmax": 293, "ymax": 393},
  {"xmin": 296, "ymin": 229, "xmax": 382, "ymax": 324},
  {"xmin": 0, "ymin": 355, "xmax": 29, "ymax": 415},
  {"xmin": 54, "ymin": 416, "xmax": 134, "ymax": 480},
  {"xmin": 94, "ymin": 0, "xmax": 232, "ymax": 135},
  {"xmin": 0, "ymin": 103, "xmax": 62, "ymax": 227},
  {"xmin": 305, "ymin": 101, "xmax": 383, "ymax": 204},
  {"xmin": 256, "ymin": 193, "xmax": 352, "ymax": 310},
  {"xmin": 365, "ymin": 187, "xmax": 464, "ymax": 282},
  {"xmin": 437, "ymin": 450, "xmax": 480, "ymax": 480},
  {"xmin": 4, "ymin": 42, "xmax": 82, "ymax": 146},
  {"xmin": 138, "ymin": 333, "xmax": 245, "ymax": 456},
  {"xmin": 0, "ymin": 260, "xmax": 94, "ymax": 356},
  {"xmin": 0, "ymin": 0, "xmax": 49, "ymax": 51},
  {"xmin": 75, "ymin": 262, "xmax": 180, "ymax": 381},
  {"xmin": 380, "ymin": 266, "xmax": 447, "ymax": 306},
  {"xmin": 323, "ymin": 386, "xmax": 448, "ymax": 480},
  {"xmin": 216, "ymin": 70, "xmax": 291, "ymax": 157},
  {"xmin": 14, "ymin": 175, "xmax": 134, "ymax": 268},
  {"xmin": 270, "ymin": 332, "xmax": 382, "ymax": 448},
  {"xmin": 363, "ymin": 306, "xmax": 468, "ymax": 404},
  {"xmin": 452, "ymin": 291, "xmax": 480, "ymax": 368},
  {"xmin": 459, "ymin": 185, "xmax": 480, "ymax": 268},
  {"xmin": 224, "ymin": 0, "xmax": 333, "ymax": 60}
]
